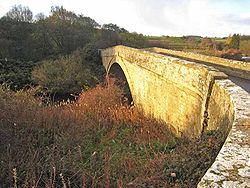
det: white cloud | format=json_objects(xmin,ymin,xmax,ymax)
[{"xmin": 0, "ymin": 0, "xmax": 250, "ymax": 37}]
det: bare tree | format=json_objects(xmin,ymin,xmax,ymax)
[{"xmin": 6, "ymin": 5, "xmax": 33, "ymax": 22}]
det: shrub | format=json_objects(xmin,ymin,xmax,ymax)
[
  {"xmin": 220, "ymin": 48, "xmax": 242, "ymax": 60},
  {"xmin": 0, "ymin": 59, "xmax": 37, "ymax": 90},
  {"xmin": 32, "ymin": 45, "xmax": 105, "ymax": 95}
]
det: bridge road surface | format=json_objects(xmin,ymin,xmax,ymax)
[{"xmin": 229, "ymin": 76, "xmax": 250, "ymax": 93}]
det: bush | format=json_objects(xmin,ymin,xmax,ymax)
[
  {"xmin": 220, "ymin": 48, "xmax": 242, "ymax": 60},
  {"xmin": 32, "ymin": 45, "xmax": 105, "ymax": 95},
  {"xmin": 0, "ymin": 59, "xmax": 37, "ymax": 90}
]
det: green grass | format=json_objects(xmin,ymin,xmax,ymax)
[{"xmin": 146, "ymin": 36, "xmax": 203, "ymax": 51}]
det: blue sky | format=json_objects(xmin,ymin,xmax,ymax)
[{"xmin": 0, "ymin": 0, "xmax": 250, "ymax": 37}]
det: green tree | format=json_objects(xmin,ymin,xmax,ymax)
[
  {"xmin": 32, "ymin": 13, "xmax": 52, "ymax": 60},
  {"xmin": 0, "ymin": 17, "xmax": 35, "ymax": 60},
  {"xmin": 78, "ymin": 15, "xmax": 100, "ymax": 28},
  {"xmin": 45, "ymin": 6, "xmax": 97, "ymax": 54},
  {"xmin": 0, "ymin": 5, "xmax": 35, "ymax": 60},
  {"xmin": 120, "ymin": 32, "xmax": 146, "ymax": 48},
  {"xmin": 226, "ymin": 34, "xmax": 240, "ymax": 49},
  {"xmin": 102, "ymin": 23, "xmax": 127, "ymax": 33}
]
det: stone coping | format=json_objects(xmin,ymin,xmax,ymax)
[{"xmin": 198, "ymin": 79, "xmax": 250, "ymax": 187}]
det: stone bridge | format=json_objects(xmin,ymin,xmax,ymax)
[{"xmin": 101, "ymin": 45, "xmax": 250, "ymax": 187}]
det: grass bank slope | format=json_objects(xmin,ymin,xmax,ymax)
[{"xmin": 0, "ymin": 82, "xmax": 226, "ymax": 187}]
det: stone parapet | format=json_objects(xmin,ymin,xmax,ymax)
[
  {"xmin": 147, "ymin": 47, "xmax": 250, "ymax": 80},
  {"xmin": 198, "ymin": 79, "xmax": 250, "ymax": 187}
]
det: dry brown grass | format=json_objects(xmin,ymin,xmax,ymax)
[{"xmin": 0, "ymin": 82, "xmax": 226, "ymax": 187}]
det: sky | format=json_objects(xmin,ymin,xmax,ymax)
[{"xmin": 0, "ymin": 0, "xmax": 250, "ymax": 37}]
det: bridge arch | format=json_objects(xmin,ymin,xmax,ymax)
[{"xmin": 107, "ymin": 62, "xmax": 134, "ymax": 104}]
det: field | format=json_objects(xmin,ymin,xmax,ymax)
[
  {"xmin": 240, "ymin": 40, "xmax": 250, "ymax": 55},
  {"xmin": 0, "ymin": 81, "xmax": 227, "ymax": 188},
  {"xmin": 146, "ymin": 35, "xmax": 250, "ymax": 57},
  {"xmin": 146, "ymin": 36, "xmax": 202, "ymax": 50}
]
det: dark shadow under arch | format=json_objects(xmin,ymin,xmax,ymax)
[{"xmin": 108, "ymin": 63, "xmax": 133, "ymax": 105}]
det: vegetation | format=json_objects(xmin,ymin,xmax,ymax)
[
  {"xmin": 240, "ymin": 38, "xmax": 250, "ymax": 56},
  {"xmin": 0, "ymin": 59, "xmax": 37, "ymax": 90},
  {"xmin": 0, "ymin": 5, "xmax": 146, "ymax": 93},
  {"xmin": 0, "ymin": 4, "xmax": 249, "ymax": 93},
  {"xmin": 0, "ymin": 4, "xmax": 240, "ymax": 187},
  {"xmin": 5, "ymin": 5, "xmax": 33, "ymax": 22},
  {"xmin": 0, "ymin": 82, "xmax": 227, "ymax": 188},
  {"xmin": 32, "ymin": 45, "xmax": 105, "ymax": 95},
  {"xmin": 225, "ymin": 34, "xmax": 240, "ymax": 49},
  {"xmin": 146, "ymin": 34, "xmax": 250, "ymax": 60}
]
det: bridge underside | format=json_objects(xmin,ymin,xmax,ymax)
[{"xmin": 108, "ymin": 63, "xmax": 133, "ymax": 104}]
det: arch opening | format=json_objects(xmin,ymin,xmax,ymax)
[{"xmin": 108, "ymin": 63, "xmax": 133, "ymax": 105}]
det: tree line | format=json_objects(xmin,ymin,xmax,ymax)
[
  {"xmin": 0, "ymin": 5, "xmax": 146, "ymax": 61},
  {"xmin": 0, "ymin": 5, "xmax": 146, "ymax": 95}
]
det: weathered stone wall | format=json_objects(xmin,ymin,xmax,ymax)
[
  {"xmin": 198, "ymin": 79, "xmax": 250, "ymax": 187},
  {"xmin": 147, "ymin": 47, "xmax": 250, "ymax": 80},
  {"xmin": 206, "ymin": 80, "xmax": 235, "ymax": 132},
  {"xmin": 101, "ymin": 45, "xmax": 225, "ymax": 138}
]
